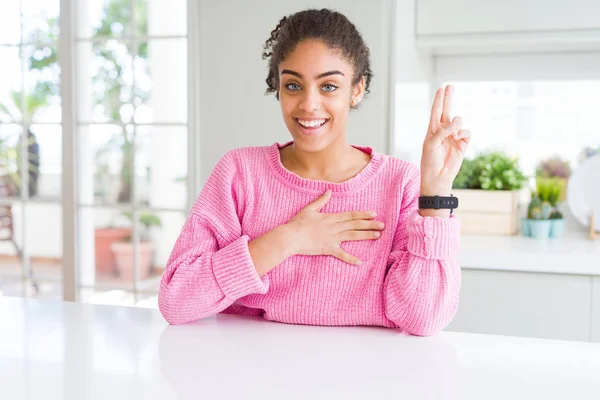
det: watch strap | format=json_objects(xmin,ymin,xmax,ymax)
[{"xmin": 418, "ymin": 195, "xmax": 458, "ymax": 212}]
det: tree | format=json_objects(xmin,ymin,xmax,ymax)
[
  {"xmin": 93, "ymin": 0, "xmax": 148, "ymax": 203},
  {"xmin": 0, "ymin": 15, "xmax": 58, "ymax": 197},
  {"xmin": 1, "ymin": 0, "xmax": 150, "ymax": 202}
]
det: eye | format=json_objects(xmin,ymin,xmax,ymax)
[
  {"xmin": 322, "ymin": 84, "xmax": 338, "ymax": 92},
  {"xmin": 285, "ymin": 83, "xmax": 301, "ymax": 91}
]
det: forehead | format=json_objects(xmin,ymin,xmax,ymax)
[{"xmin": 279, "ymin": 39, "xmax": 353, "ymax": 78}]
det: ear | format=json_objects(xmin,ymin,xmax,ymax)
[{"xmin": 351, "ymin": 76, "xmax": 366, "ymax": 108}]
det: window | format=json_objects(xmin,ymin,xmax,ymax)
[
  {"xmin": 394, "ymin": 52, "xmax": 600, "ymax": 177},
  {"xmin": 76, "ymin": 0, "xmax": 189, "ymax": 307},
  {"xmin": 0, "ymin": 0, "xmax": 62, "ymax": 298},
  {"xmin": 441, "ymin": 80, "xmax": 600, "ymax": 176},
  {"xmin": 0, "ymin": 0, "xmax": 195, "ymax": 307}
]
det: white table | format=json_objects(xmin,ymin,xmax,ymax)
[{"xmin": 1, "ymin": 297, "xmax": 600, "ymax": 400}]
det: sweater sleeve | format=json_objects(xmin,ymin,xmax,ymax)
[
  {"xmin": 158, "ymin": 151, "xmax": 269, "ymax": 325},
  {"xmin": 383, "ymin": 166, "xmax": 461, "ymax": 336}
]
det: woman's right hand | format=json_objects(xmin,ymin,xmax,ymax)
[{"xmin": 285, "ymin": 190, "xmax": 385, "ymax": 265}]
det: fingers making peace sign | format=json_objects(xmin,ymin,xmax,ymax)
[{"xmin": 420, "ymin": 85, "xmax": 471, "ymax": 197}]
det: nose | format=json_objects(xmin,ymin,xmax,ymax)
[{"xmin": 298, "ymin": 87, "xmax": 321, "ymax": 112}]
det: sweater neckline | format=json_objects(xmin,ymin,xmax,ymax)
[{"xmin": 264, "ymin": 140, "xmax": 385, "ymax": 194}]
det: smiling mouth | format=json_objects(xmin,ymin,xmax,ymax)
[{"xmin": 294, "ymin": 118, "xmax": 330, "ymax": 130}]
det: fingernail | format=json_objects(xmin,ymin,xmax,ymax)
[
  {"xmin": 356, "ymin": 260, "xmax": 363, "ymax": 265},
  {"xmin": 378, "ymin": 222, "xmax": 385, "ymax": 228},
  {"xmin": 370, "ymin": 211, "xmax": 377, "ymax": 217},
  {"xmin": 374, "ymin": 232, "xmax": 380, "ymax": 237}
]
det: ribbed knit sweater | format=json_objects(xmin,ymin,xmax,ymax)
[{"xmin": 158, "ymin": 141, "xmax": 461, "ymax": 336}]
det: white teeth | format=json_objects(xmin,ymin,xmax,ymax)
[{"xmin": 297, "ymin": 119, "xmax": 326, "ymax": 128}]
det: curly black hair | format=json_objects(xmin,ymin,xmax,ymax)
[{"xmin": 262, "ymin": 8, "xmax": 373, "ymax": 106}]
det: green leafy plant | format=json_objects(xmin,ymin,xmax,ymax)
[
  {"xmin": 453, "ymin": 151, "xmax": 527, "ymax": 191},
  {"xmin": 536, "ymin": 180, "xmax": 552, "ymax": 203},
  {"xmin": 536, "ymin": 178, "xmax": 563, "ymax": 219},
  {"xmin": 549, "ymin": 209, "xmax": 563, "ymax": 220},
  {"xmin": 452, "ymin": 158, "xmax": 476, "ymax": 189}
]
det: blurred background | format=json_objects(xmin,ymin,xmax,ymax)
[
  {"xmin": 0, "ymin": 0, "xmax": 599, "ymax": 342},
  {"xmin": 0, "ymin": 0, "xmax": 188, "ymax": 306}
]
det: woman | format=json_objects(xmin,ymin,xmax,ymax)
[{"xmin": 158, "ymin": 9, "xmax": 470, "ymax": 336}]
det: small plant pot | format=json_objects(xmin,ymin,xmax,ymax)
[
  {"xmin": 521, "ymin": 218, "xmax": 531, "ymax": 237},
  {"xmin": 528, "ymin": 220, "xmax": 551, "ymax": 239},
  {"xmin": 94, "ymin": 227, "xmax": 132, "ymax": 276},
  {"xmin": 110, "ymin": 241, "xmax": 154, "ymax": 281},
  {"xmin": 549, "ymin": 218, "xmax": 566, "ymax": 238}
]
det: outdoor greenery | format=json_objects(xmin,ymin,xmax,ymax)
[
  {"xmin": 0, "ymin": 16, "xmax": 58, "ymax": 197},
  {"xmin": 93, "ymin": 0, "xmax": 149, "ymax": 203}
]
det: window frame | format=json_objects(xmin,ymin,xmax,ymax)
[{"xmin": 59, "ymin": 0, "xmax": 199, "ymax": 302}]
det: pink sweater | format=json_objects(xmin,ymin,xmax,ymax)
[{"xmin": 159, "ymin": 141, "xmax": 461, "ymax": 336}]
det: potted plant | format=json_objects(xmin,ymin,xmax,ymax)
[
  {"xmin": 535, "ymin": 155, "xmax": 571, "ymax": 202},
  {"xmin": 522, "ymin": 179, "xmax": 565, "ymax": 239},
  {"xmin": 538, "ymin": 178, "xmax": 565, "ymax": 238},
  {"xmin": 94, "ymin": 222, "xmax": 132, "ymax": 276},
  {"xmin": 110, "ymin": 212, "xmax": 161, "ymax": 281},
  {"xmin": 452, "ymin": 151, "xmax": 528, "ymax": 235},
  {"xmin": 548, "ymin": 206, "xmax": 565, "ymax": 239},
  {"xmin": 524, "ymin": 195, "xmax": 552, "ymax": 239}
]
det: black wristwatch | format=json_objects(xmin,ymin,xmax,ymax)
[{"xmin": 418, "ymin": 195, "xmax": 459, "ymax": 213}]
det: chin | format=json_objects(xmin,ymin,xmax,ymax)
[
  {"xmin": 289, "ymin": 133, "xmax": 333, "ymax": 153},
  {"xmin": 286, "ymin": 123, "xmax": 339, "ymax": 152}
]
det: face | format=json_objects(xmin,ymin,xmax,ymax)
[{"xmin": 278, "ymin": 39, "xmax": 364, "ymax": 152}]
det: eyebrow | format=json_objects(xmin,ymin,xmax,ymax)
[{"xmin": 280, "ymin": 69, "xmax": 345, "ymax": 79}]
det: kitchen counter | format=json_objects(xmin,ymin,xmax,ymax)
[
  {"xmin": 1, "ymin": 297, "xmax": 600, "ymax": 399},
  {"xmin": 460, "ymin": 230, "xmax": 600, "ymax": 275}
]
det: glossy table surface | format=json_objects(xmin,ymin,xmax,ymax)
[{"xmin": 1, "ymin": 297, "xmax": 600, "ymax": 399}]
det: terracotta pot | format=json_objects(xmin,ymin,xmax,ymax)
[
  {"xmin": 110, "ymin": 241, "xmax": 154, "ymax": 281},
  {"xmin": 95, "ymin": 227, "xmax": 132, "ymax": 275}
]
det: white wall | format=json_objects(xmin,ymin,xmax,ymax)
[
  {"xmin": 435, "ymin": 52, "xmax": 600, "ymax": 82},
  {"xmin": 197, "ymin": 0, "xmax": 394, "ymax": 184},
  {"xmin": 416, "ymin": 0, "xmax": 600, "ymax": 35},
  {"xmin": 392, "ymin": 0, "xmax": 434, "ymax": 164}
]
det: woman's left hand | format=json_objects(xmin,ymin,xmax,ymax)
[{"xmin": 420, "ymin": 85, "xmax": 471, "ymax": 196}]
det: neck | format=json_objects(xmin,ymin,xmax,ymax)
[{"xmin": 286, "ymin": 137, "xmax": 356, "ymax": 179}]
